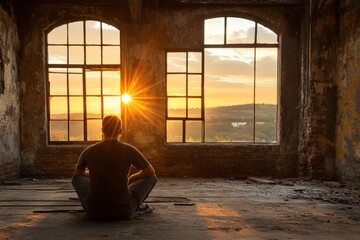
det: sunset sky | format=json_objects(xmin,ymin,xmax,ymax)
[
  {"xmin": 48, "ymin": 18, "xmax": 278, "ymax": 116},
  {"xmin": 167, "ymin": 17, "xmax": 278, "ymax": 109}
]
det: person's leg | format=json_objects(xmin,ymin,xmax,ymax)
[
  {"xmin": 71, "ymin": 175, "xmax": 90, "ymax": 211},
  {"xmin": 129, "ymin": 174, "xmax": 157, "ymax": 210}
]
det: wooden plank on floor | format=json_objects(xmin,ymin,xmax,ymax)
[{"xmin": 247, "ymin": 177, "xmax": 277, "ymax": 185}]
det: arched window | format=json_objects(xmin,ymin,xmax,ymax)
[
  {"xmin": 47, "ymin": 20, "xmax": 121, "ymax": 142},
  {"xmin": 166, "ymin": 17, "xmax": 278, "ymax": 143}
]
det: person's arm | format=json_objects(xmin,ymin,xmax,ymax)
[
  {"xmin": 72, "ymin": 147, "xmax": 91, "ymax": 178},
  {"xmin": 128, "ymin": 164, "xmax": 155, "ymax": 185},
  {"xmin": 72, "ymin": 167, "xmax": 89, "ymax": 177}
]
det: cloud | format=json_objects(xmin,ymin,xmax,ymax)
[
  {"xmin": 203, "ymin": 47, "xmax": 278, "ymax": 106},
  {"xmin": 257, "ymin": 24, "xmax": 278, "ymax": 43},
  {"xmin": 205, "ymin": 48, "xmax": 277, "ymax": 87},
  {"xmin": 205, "ymin": 49, "xmax": 254, "ymax": 79}
]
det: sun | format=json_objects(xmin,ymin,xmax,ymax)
[{"xmin": 121, "ymin": 94, "xmax": 132, "ymax": 104}]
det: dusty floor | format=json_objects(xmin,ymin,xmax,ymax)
[{"xmin": 0, "ymin": 177, "xmax": 360, "ymax": 240}]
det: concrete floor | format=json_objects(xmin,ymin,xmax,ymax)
[{"xmin": 0, "ymin": 177, "xmax": 360, "ymax": 240}]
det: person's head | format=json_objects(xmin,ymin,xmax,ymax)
[{"xmin": 102, "ymin": 115, "xmax": 122, "ymax": 139}]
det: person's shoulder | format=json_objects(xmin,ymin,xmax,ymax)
[
  {"xmin": 82, "ymin": 142, "xmax": 102, "ymax": 153},
  {"xmin": 119, "ymin": 142, "xmax": 140, "ymax": 152},
  {"xmin": 120, "ymin": 141, "xmax": 134, "ymax": 148},
  {"xmin": 85, "ymin": 141, "xmax": 102, "ymax": 149}
]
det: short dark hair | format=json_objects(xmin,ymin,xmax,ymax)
[{"xmin": 102, "ymin": 115, "xmax": 122, "ymax": 138}]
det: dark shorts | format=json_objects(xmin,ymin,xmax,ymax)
[{"xmin": 72, "ymin": 175, "xmax": 157, "ymax": 220}]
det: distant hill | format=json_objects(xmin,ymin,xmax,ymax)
[
  {"xmin": 49, "ymin": 104, "xmax": 277, "ymax": 142},
  {"xmin": 168, "ymin": 103, "xmax": 277, "ymax": 121},
  {"xmin": 168, "ymin": 104, "xmax": 277, "ymax": 142}
]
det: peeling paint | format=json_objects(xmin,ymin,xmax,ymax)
[
  {"xmin": 355, "ymin": 86, "xmax": 360, "ymax": 115},
  {"xmin": 335, "ymin": 1, "xmax": 360, "ymax": 185},
  {"xmin": 0, "ymin": 3, "xmax": 20, "ymax": 181}
]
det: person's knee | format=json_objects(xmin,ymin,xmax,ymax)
[
  {"xmin": 71, "ymin": 175, "xmax": 78, "ymax": 186},
  {"xmin": 150, "ymin": 174, "xmax": 157, "ymax": 183},
  {"xmin": 72, "ymin": 175, "xmax": 90, "ymax": 189}
]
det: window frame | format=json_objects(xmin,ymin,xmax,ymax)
[
  {"xmin": 165, "ymin": 49, "xmax": 205, "ymax": 143},
  {"xmin": 46, "ymin": 20, "xmax": 122, "ymax": 144},
  {"xmin": 165, "ymin": 16, "xmax": 279, "ymax": 144}
]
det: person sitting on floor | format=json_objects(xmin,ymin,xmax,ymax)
[{"xmin": 72, "ymin": 115, "xmax": 157, "ymax": 220}]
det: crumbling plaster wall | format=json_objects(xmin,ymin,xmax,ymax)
[
  {"xmin": 0, "ymin": 1, "xmax": 21, "ymax": 180},
  {"xmin": 19, "ymin": 2, "xmax": 302, "ymax": 178},
  {"xmin": 299, "ymin": 0, "xmax": 338, "ymax": 179},
  {"xmin": 299, "ymin": 0, "xmax": 360, "ymax": 184},
  {"xmin": 335, "ymin": 1, "xmax": 360, "ymax": 184}
]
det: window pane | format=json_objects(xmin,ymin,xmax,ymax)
[
  {"xmin": 86, "ymin": 70, "xmax": 101, "ymax": 95},
  {"xmin": 255, "ymin": 48, "xmax": 277, "ymax": 104},
  {"xmin": 257, "ymin": 24, "xmax": 278, "ymax": 44},
  {"xmin": 188, "ymin": 52, "xmax": 202, "ymax": 73},
  {"xmin": 68, "ymin": 68, "xmax": 82, "ymax": 74},
  {"xmin": 104, "ymin": 96, "xmax": 121, "ymax": 117},
  {"xmin": 226, "ymin": 17, "xmax": 255, "ymax": 44},
  {"xmin": 86, "ymin": 21, "xmax": 101, "ymax": 44},
  {"xmin": 86, "ymin": 46, "xmax": 101, "ymax": 64},
  {"xmin": 69, "ymin": 21, "xmax": 84, "ymax": 44},
  {"xmin": 167, "ymin": 74, "xmax": 186, "ymax": 96},
  {"xmin": 86, "ymin": 97, "xmax": 101, "ymax": 118},
  {"xmin": 50, "ymin": 121, "xmax": 68, "ymax": 141},
  {"xmin": 69, "ymin": 97, "xmax": 83, "ymax": 120},
  {"xmin": 50, "ymin": 97, "xmax": 68, "ymax": 120},
  {"xmin": 204, "ymin": 17, "xmax": 225, "ymax": 45},
  {"xmin": 48, "ymin": 46, "xmax": 67, "ymax": 64},
  {"xmin": 103, "ymin": 46, "xmax": 120, "ymax": 64},
  {"xmin": 102, "ymin": 23, "xmax": 120, "ymax": 44},
  {"xmin": 205, "ymin": 48, "xmax": 254, "ymax": 107},
  {"xmin": 205, "ymin": 105, "xmax": 254, "ymax": 142},
  {"xmin": 188, "ymin": 75, "xmax": 202, "ymax": 96},
  {"xmin": 168, "ymin": 98, "xmax": 186, "ymax": 118},
  {"xmin": 48, "ymin": 24, "xmax": 67, "ymax": 44},
  {"xmin": 255, "ymin": 48, "xmax": 277, "ymax": 143},
  {"xmin": 87, "ymin": 119, "xmax": 102, "ymax": 141},
  {"xmin": 188, "ymin": 98, "xmax": 201, "ymax": 118},
  {"xmin": 205, "ymin": 48, "xmax": 254, "ymax": 142},
  {"xmin": 255, "ymin": 104, "xmax": 277, "ymax": 143},
  {"xmin": 186, "ymin": 121, "xmax": 202, "ymax": 142},
  {"xmin": 49, "ymin": 72, "xmax": 67, "ymax": 95},
  {"xmin": 167, "ymin": 120, "xmax": 183, "ymax": 142},
  {"xmin": 69, "ymin": 46, "xmax": 84, "ymax": 64},
  {"xmin": 167, "ymin": 52, "xmax": 186, "ymax": 72},
  {"xmin": 103, "ymin": 70, "xmax": 120, "ymax": 95},
  {"xmin": 70, "ymin": 121, "xmax": 84, "ymax": 141},
  {"xmin": 69, "ymin": 72, "xmax": 83, "ymax": 95}
]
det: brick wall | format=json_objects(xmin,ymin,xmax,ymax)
[
  {"xmin": 18, "ymin": 2, "xmax": 301, "ymax": 178},
  {"xmin": 335, "ymin": 1, "xmax": 360, "ymax": 185},
  {"xmin": 298, "ymin": 0, "xmax": 338, "ymax": 179},
  {"xmin": 0, "ymin": 1, "xmax": 21, "ymax": 181},
  {"xmin": 299, "ymin": 0, "xmax": 360, "ymax": 185}
]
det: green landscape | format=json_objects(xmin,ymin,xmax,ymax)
[
  {"xmin": 49, "ymin": 104, "xmax": 277, "ymax": 143},
  {"xmin": 167, "ymin": 103, "xmax": 277, "ymax": 143}
]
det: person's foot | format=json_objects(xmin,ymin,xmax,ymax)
[
  {"xmin": 136, "ymin": 203, "xmax": 154, "ymax": 213},
  {"xmin": 129, "ymin": 204, "xmax": 154, "ymax": 219}
]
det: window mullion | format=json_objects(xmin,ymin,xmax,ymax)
[
  {"xmin": 182, "ymin": 120, "xmax": 186, "ymax": 143},
  {"xmin": 201, "ymin": 50, "xmax": 205, "ymax": 143},
  {"xmin": 83, "ymin": 67, "xmax": 87, "ymax": 141},
  {"xmin": 253, "ymin": 48, "xmax": 257, "ymax": 143},
  {"xmin": 224, "ymin": 17, "xmax": 227, "ymax": 45},
  {"xmin": 253, "ymin": 23, "xmax": 258, "ymax": 143},
  {"xmin": 83, "ymin": 21, "xmax": 87, "ymax": 141},
  {"xmin": 66, "ymin": 23, "xmax": 70, "ymax": 141}
]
